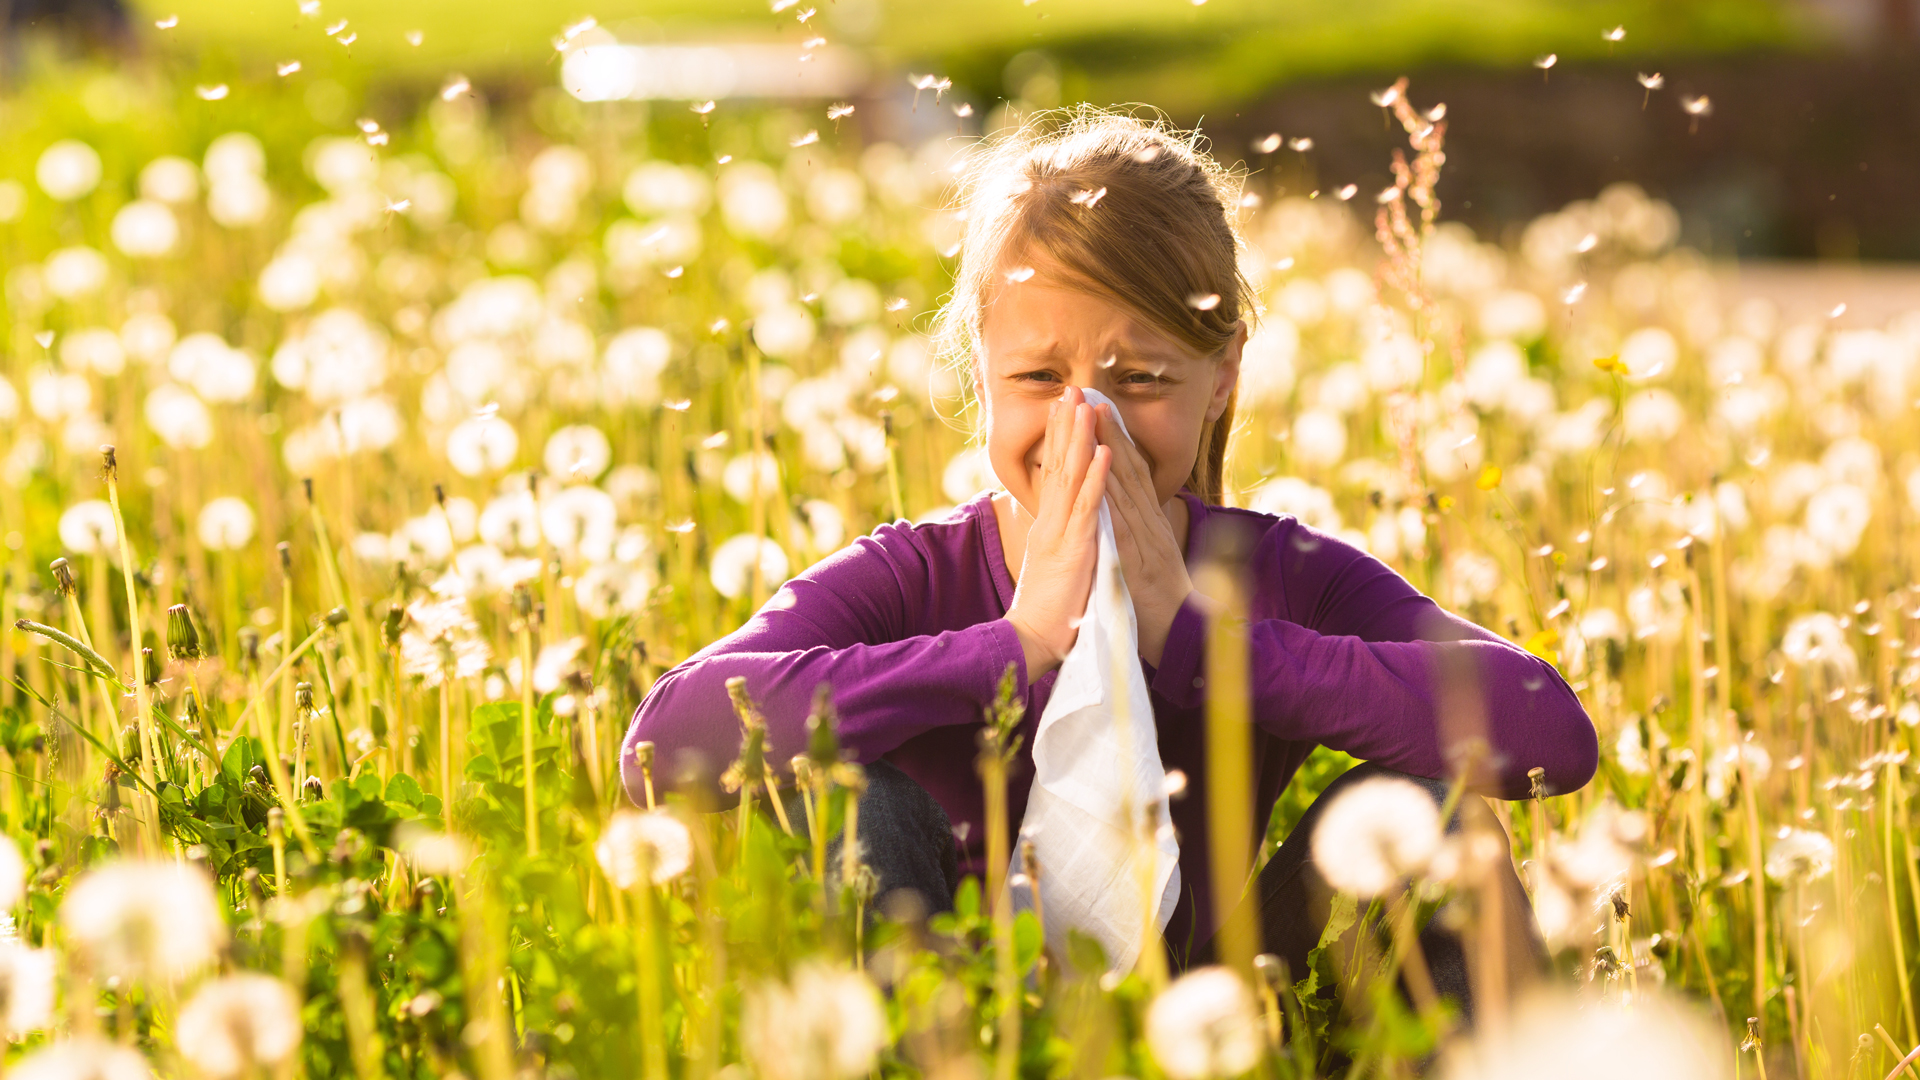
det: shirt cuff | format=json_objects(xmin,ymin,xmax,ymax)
[
  {"xmin": 982, "ymin": 618, "xmax": 1031, "ymax": 704},
  {"xmin": 1149, "ymin": 596, "xmax": 1208, "ymax": 710}
]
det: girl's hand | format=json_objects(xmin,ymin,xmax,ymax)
[
  {"xmin": 1004, "ymin": 388, "xmax": 1111, "ymax": 679},
  {"xmin": 1092, "ymin": 402, "xmax": 1193, "ymax": 668}
]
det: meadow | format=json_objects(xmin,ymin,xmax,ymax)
[{"xmin": 0, "ymin": 54, "xmax": 1917, "ymax": 1080}]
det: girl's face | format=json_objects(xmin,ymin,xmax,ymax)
[{"xmin": 976, "ymin": 252, "xmax": 1244, "ymax": 516}]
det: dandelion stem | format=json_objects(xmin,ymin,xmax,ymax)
[
  {"xmin": 102, "ymin": 448, "xmax": 162, "ymax": 854},
  {"xmin": 519, "ymin": 611, "xmax": 539, "ymax": 856}
]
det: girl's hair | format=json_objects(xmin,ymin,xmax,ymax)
[{"xmin": 931, "ymin": 106, "xmax": 1254, "ymax": 504}]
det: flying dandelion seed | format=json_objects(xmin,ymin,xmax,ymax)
[
  {"xmin": 1252, "ymin": 133, "xmax": 1282, "ymax": 154},
  {"xmin": 692, "ymin": 100, "xmax": 716, "ymax": 116},
  {"xmin": 1287, "ymin": 136, "xmax": 1313, "ymax": 151},
  {"xmin": 1005, "ymin": 266, "xmax": 1035, "ymax": 284},
  {"xmin": 325, "ymin": 18, "xmax": 346, "ymax": 34},
  {"xmin": 155, "ymin": 14, "xmax": 178, "ymax": 28},
  {"xmin": 664, "ymin": 399, "xmax": 692, "ymax": 412},
  {"xmin": 297, "ymin": 0, "xmax": 318, "ymax": 13},
  {"xmin": 796, "ymin": 6, "xmax": 816, "ymax": 21},
  {"xmin": 1375, "ymin": 185, "xmax": 1401, "ymax": 204},
  {"xmin": 1604, "ymin": 24, "xmax": 1625, "ymax": 42},
  {"xmin": 908, "ymin": 73, "xmax": 952, "ymax": 109},
  {"xmin": 385, "ymin": 198, "xmax": 411, "ymax": 214},
  {"xmin": 716, "ymin": 154, "xmax": 731, "ymax": 163},
  {"xmin": 1564, "ymin": 282, "xmax": 1587, "ymax": 304},
  {"xmin": 885, "ymin": 297, "xmax": 910, "ymax": 312},
  {"xmin": 276, "ymin": 60, "xmax": 301, "ymax": 75},
  {"xmin": 196, "ymin": 85, "xmax": 229, "ymax": 101},
  {"xmin": 1829, "ymin": 302, "xmax": 1847, "ymax": 318},
  {"xmin": 1273, "ymin": 255, "xmax": 1294, "ymax": 270},
  {"xmin": 664, "ymin": 266, "xmax": 684, "ymax": 278},
  {"xmin": 1576, "ymin": 233, "xmax": 1598, "ymax": 253},
  {"xmin": 791, "ymin": 131, "xmax": 820, "ymax": 148},
  {"xmin": 1534, "ymin": 53, "xmax": 1557, "ymax": 70},
  {"xmin": 1239, "ymin": 192, "xmax": 1261, "ymax": 208},
  {"xmin": 441, "ymin": 75, "xmax": 470, "ymax": 100},
  {"xmin": 801, "ymin": 35, "xmax": 825, "ymax": 49},
  {"xmin": 1638, "ymin": 72, "xmax": 1664, "ymax": 89},
  {"xmin": 1188, "ymin": 292, "xmax": 1221, "ymax": 311},
  {"xmin": 1369, "ymin": 85, "xmax": 1401, "ymax": 108},
  {"xmin": 356, "ymin": 118, "xmax": 380, "ymax": 133},
  {"xmin": 1069, "ymin": 186, "xmax": 1108, "ymax": 208},
  {"xmin": 1682, "ymin": 94, "xmax": 1712, "ymax": 115},
  {"xmin": 827, "ymin": 103, "xmax": 855, "ymax": 120},
  {"xmin": 405, "ymin": 28, "xmax": 423, "ymax": 45},
  {"xmin": 1335, "ymin": 184, "xmax": 1357, "ymax": 200},
  {"xmin": 336, "ymin": 31, "xmax": 355, "ymax": 45},
  {"xmin": 772, "ymin": 0, "xmax": 798, "ymax": 9},
  {"xmin": 953, "ymin": 102, "xmax": 974, "ymax": 117}
]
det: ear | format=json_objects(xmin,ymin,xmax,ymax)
[{"xmin": 1205, "ymin": 320, "xmax": 1247, "ymax": 422}]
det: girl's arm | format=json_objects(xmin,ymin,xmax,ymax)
[
  {"xmin": 621, "ymin": 523, "xmax": 1027, "ymax": 806},
  {"xmin": 1148, "ymin": 516, "xmax": 1598, "ymax": 800}
]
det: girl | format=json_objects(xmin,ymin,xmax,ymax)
[{"xmin": 624, "ymin": 109, "xmax": 1598, "ymax": 993}]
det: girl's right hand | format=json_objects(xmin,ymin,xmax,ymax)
[{"xmin": 1004, "ymin": 388, "xmax": 1111, "ymax": 679}]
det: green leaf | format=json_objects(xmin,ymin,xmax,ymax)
[{"xmin": 386, "ymin": 772, "xmax": 425, "ymax": 808}]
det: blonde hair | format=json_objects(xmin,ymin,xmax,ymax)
[{"xmin": 931, "ymin": 106, "xmax": 1253, "ymax": 504}]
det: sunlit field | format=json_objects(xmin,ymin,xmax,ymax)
[{"xmin": 1, "ymin": 55, "xmax": 1918, "ymax": 1080}]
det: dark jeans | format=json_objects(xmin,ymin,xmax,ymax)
[{"xmin": 790, "ymin": 760, "xmax": 1546, "ymax": 1023}]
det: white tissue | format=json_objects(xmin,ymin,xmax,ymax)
[{"xmin": 1010, "ymin": 386, "xmax": 1180, "ymax": 974}]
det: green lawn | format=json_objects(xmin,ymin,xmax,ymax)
[{"xmin": 128, "ymin": 0, "xmax": 1801, "ymax": 112}]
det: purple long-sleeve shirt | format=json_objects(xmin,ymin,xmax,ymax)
[{"xmin": 625, "ymin": 488, "xmax": 1598, "ymax": 953}]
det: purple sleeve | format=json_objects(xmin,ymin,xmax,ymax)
[
  {"xmin": 621, "ymin": 524, "xmax": 1028, "ymax": 807},
  {"xmin": 1149, "ymin": 516, "xmax": 1597, "ymax": 799}
]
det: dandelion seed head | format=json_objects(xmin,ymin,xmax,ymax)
[
  {"xmin": 1145, "ymin": 967, "xmax": 1263, "ymax": 1080},
  {"xmin": 1765, "ymin": 828, "xmax": 1834, "ymax": 882},
  {"xmin": 61, "ymin": 861, "xmax": 226, "ymax": 984},
  {"xmin": 176, "ymin": 975, "xmax": 302, "ymax": 1079},
  {"xmin": 1311, "ymin": 776, "xmax": 1442, "ymax": 896},
  {"xmin": 12, "ymin": 1039, "xmax": 152, "ymax": 1080},
  {"xmin": 595, "ymin": 809, "xmax": 694, "ymax": 888}
]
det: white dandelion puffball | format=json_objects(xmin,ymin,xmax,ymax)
[
  {"xmin": 0, "ymin": 376, "xmax": 17, "ymax": 423},
  {"xmin": 0, "ymin": 943, "xmax": 56, "ymax": 1037},
  {"xmin": 544, "ymin": 424, "xmax": 612, "ymax": 481},
  {"xmin": 44, "ymin": 246, "xmax": 111, "ymax": 299},
  {"xmin": 1617, "ymin": 326, "xmax": 1678, "ymax": 381},
  {"xmin": 197, "ymin": 497, "xmax": 257, "ymax": 551},
  {"xmin": 710, "ymin": 534, "xmax": 789, "ymax": 600},
  {"xmin": 540, "ymin": 485, "xmax": 618, "ymax": 562},
  {"xmin": 58, "ymin": 500, "xmax": 119, "ymax": 556},
  {"xmin": 111, "ymin": 201, "xmax": 180, "ymax": 257},
  {"xmin": 446, "ymin": 415, "xmax": 519, "ymax": 476},
  {"xmin": 144, "ymin": 384, "xmax": 214, "ymax": 450},
  {"xmin": 1765, "ymin": 829, "xmax": 1835, "ymax": 883},
  {"xmin": 395, "ymin": 823, "xmax": 472, "ymax": 875},
  {"xmin": 208, "ymin": 174, "xmax": 271, "ymax": 228},
  {"xmin": 1440, "ymin": 990, "xmax": 1730, "ymax": 1080},
  {"xmin": 1145, "ymin": 966, "xmax": 1264, "ymax": 1080},
  {"xmin": 1311, "ymin": 776, "xmax": 1443, "ymax": 896},
  {"xmin": 61, "ymin": 860, "xmax": 227, "ymax": 983},
  {"xmin": 203, "ymin": 132, "xmax": 266, "ymax": 185},
  {"xmin": 60, "ymin": 327, "xmax": 127, "ymax": 376},
  {"xmin": 0, "ymin": 834, "xmax": 25, "ymax": 910},
  {"xmin": 595, "ymin": 809, "xmax": 694, "ymax": 889},
  {"xmin": 742, "ymin": 962, "xmax": 889, "ymax": 1080},
  {"xmin": 576, "ymin": 562, "xmax": 657, "ymax": 620},
  {"xmin": 13, "ymin": 1038, "xmax": 153, "ymax": 1080},
  {"xmin": 139, "ymin": 156, "xmax": 201, "ymax": 204},
  {"xmin": 722, "ymin": 451, "xmax": 783, "ymax": 503},
  {"xmin": 168, "ymin": 333, "xmax": 257, "ymax": 403},
  {"xmin": 36, "ymin": 140, "xmax": 103, "ymax": 201},
  {"xmin": 175, "ymin": 974, "xmax": 302, "ymax": 1078},
  {"xmin": 719, "ymin": 161, "xmax": 789, "ymax": 239},
  {"xmin": 624, "ymin": 161, "xmax": 711, "ymax": 216},
  {"xmin": 270, "ymin": 308, "xmax": 390, "ymax": 403}
]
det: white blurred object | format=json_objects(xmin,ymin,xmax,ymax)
[
  {"xmin": 562, "ymin": 41, "xmax": 869, "ymax": 102},
  {"xmin": 1012, "ymin": 387, "xmax": 1179, "ymax": 975}
]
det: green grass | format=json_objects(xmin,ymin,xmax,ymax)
[{"xmin": 125, "ymin": 0, "xmax": 1804, "ymax": 113}]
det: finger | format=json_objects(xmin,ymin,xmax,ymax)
[
  {"xmin": 1043, "ymin": 394, "xmax": 1067, "ymax": 480},
  {"xmin": 1060, "ymin": 401, "xmax": 1097, "ymax": 496},
  {"xmin": 1072, "ymin": 444, "xmax": 1111, "ymax": 525}
]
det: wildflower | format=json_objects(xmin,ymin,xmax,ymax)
[
  {"xmin": 44, "ymin": 246, "xmax": 110, "ymax": 299},
  {"xmin": 36, "ymin": 140, "xmax": 102, "ymax": 201},
  {"xmin": 719, "ymin": 162, "xmax": 789, "ymax": 239},
  {"xmin": 595, "ymin": 809, "xmax": 693, "ymax": 888},
  {"xmin": 710, "ymin": 534, "xmax": 791, "ymax": 600},
  {"xmin": 395, "ymin": 822, "xmax": 471, "ymax": 875},
  {"xmin": 742, "ymin": 961, "xmax": 889, "ymax": 1080},
  {"xmin": 61, "ymin": 861, "xmax": 227, "ymax": 984},
  {"xmin": 544, "ymin": 424, "xmax": 612, "ymax": 481},
  {"xmin": 1439, "ymin": 989, "xmax": 1730, "ymax": 1079},
  {"xmin": 175, "ymin": 974, "xmax": 302, "ymax": 1078},
  {"xmin": 1311, "ymin": 776, "xmax": 1442, "ymax": 896},
  {"xmin": 1765, "ymin": 829, "xmax": 1834, "ymax": 883},
  {"xmin": 398, "ymin": 594, "xmax": 491, "ymax": 686},
  {"xmin": 511, "ymin": 638, "xmax": 586, "ymax": 696},
  {"xmin": 1145, "ymin": 966, "xmax": 1264, "ymax": 1080},
  {"xmin": 446, "ymin": 415, "xmax": 519, "ymax": 476},
  {"xmin": 0, "ymin": 943, "xmax": 55, "ymax": 1037},
  {"xmin": 1781, "ymin": 612, "xmax": 1859, "ymax": 685},
  {"xmin": 1804, "ymin": 484, "xmax": 1871, "ymax": 558},
  {"xmin": 13, "ymin": 1039, "xmax": 153, "ymax": 1080},
  {"xmin": 58, "ymin": 500, "xmax": 119, "ymax": 557},
  {"xmin": 111, "ymin": 201, "xmax": 180, "ymax": 258}
]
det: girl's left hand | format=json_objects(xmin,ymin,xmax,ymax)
[{"xmin": 1091, "ymin": 402, "xmax": 1193, "ymax": 668}]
